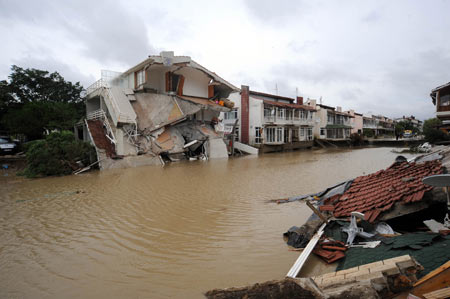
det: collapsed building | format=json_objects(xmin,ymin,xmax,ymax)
[{"xmin": 76, "ymin": 52, "xmax": 238, "ymax": 169}]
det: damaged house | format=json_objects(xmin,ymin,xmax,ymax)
[{"xmin": 78, "ymin": 51, "xmax": 238, "ymax": 169}]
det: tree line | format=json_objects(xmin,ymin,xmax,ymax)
[{"xmin": 0, "ymin": 65, "xmax": 84, "ymax": 140}]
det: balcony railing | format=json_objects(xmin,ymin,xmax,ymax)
[{"xmin": 264, "ymin": 116, "xmax": 313, "ymax": 125}]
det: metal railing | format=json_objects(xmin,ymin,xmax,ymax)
[
  {"xmin": 86, "ymin": 79, "xmax": 135, "ymax": 125},
  {"xmin": 86, "ymin": 109, "xmax": 116, "ymax": 145}
]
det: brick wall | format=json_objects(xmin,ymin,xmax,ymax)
[{"xmin": 241, "ymin": 85, "xmax": 250, "ymax": 144}]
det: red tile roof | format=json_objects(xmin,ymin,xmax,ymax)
[
  {"xmin": 328, "ymin": 161, "xmax": 443, "ymax": 222},
  {"xmin": 262, "ymin": 100, "xmax": 316, "ymax": 111}
]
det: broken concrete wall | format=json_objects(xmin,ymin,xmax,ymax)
[
  {"xmin": 208, "ymin": 138, "xmax": 229, "ymax": 159},
  {"xmin": 132, "ymin": 93, "xmax": 185, "ymax": 132}
]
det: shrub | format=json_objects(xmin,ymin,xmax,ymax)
[
  {"xmin": 350, "ymin": 133, "xmax": 364, "ymax": 146},
  {"xmin": 21, "ymin": 131, "xmax": 95, "ymax": 177},
  {"xmin": 363, "ymin": 128, "xmax": 374, "ymax": 138},
  {"xmin": 423, "ymin": 118, "xmax": 448, "ymax": 144}
]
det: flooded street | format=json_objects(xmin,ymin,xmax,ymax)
[{"xmin": 0, "ymin": 147, "xmax": 416, "ymax": 298}]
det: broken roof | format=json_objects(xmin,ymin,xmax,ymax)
[
  {"xmin": 329, "ymin": 160, "xmax": 443, "ymax": 222},
  {"xmin": 121, "ymin": 52, "xmax": 239, "ymax": 92},
  {"xmin": 262, "ymin": 100, "xmax": 316, "ymax": 111},
  {"xmin": 177, "ymin": 95, "xmax": 231, "ymax": 112},
  {"xmin": 336, "ymin": 233, "xmax": 450, "ymax": 278}
]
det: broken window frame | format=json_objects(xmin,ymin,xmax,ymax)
[
  {"xmin": 135, "ymin": 69, "xmax": 145, "ymax": 88},
  {"xmin": 165, "ymin": 72, "xmax": 185, "ymax": 95}
]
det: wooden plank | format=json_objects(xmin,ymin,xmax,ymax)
[
  {"xmin": 423, "ymin": 287, "xmax": 450, "ymax": 299},
  {"xmin": 408, "ymin": 268, "xmax": 450, "ymax": 298},
  {"xmin": 306, "ymin": 200, "xmax": 329, "ymax": 224},
  {"xmin": 414, "ymin": 260, "xmax": 450, "ymax": 287},
  {"xmin": 286, "ymin": 222, "xmax": 326, "ymax": 278}
]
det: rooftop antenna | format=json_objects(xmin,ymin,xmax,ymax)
[
  {"xmin": 296, "ymin": 87, "xmax": 298, "ymax": 98},
  {"xmin": 319, "ymin": 96, "xmax": 323, "ymax": 104},
  {"xmin": 275, "ymin": 83, "xmax": 278, "ymax": 95}
]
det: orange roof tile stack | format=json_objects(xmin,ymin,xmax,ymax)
[{"xmin": 329, "ymin": 161, "xmax": 443, "ymax": 222}]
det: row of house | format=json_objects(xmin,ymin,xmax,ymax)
[
  {"xmin": 221, "ymin": 85, "xmax": 402, "ymax": 152},
  {"xmin": 79, "ymin": 51, "xmax": 421, "ymax": 169}
]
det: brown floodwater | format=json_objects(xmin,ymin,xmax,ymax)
[{"xmin": 0, "ymin": 147, "xmax": 416, "ymax": 298}]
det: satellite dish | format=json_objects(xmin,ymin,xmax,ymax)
[{"xmin": 422, "ymin": 174, "xmax": 450, "ymax": 187}]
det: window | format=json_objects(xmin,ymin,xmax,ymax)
[
  {"xmin": 277, "ymin": 108, "xmax": 285, "ymax": 119},
  {"xmin": 135, "ymin": 69, "xmax": 145, "ymax": 88},
  {"xmin": 300, "ymin": 127, "xmax": 305, "ymax": 137},
  {"xmin": 286, "ymin": 109, "xmax": 292, "ymax": 120},
  {"xmin": 320, "ymin": 128, "xmax": 326, "ymax": 136},
  {"xmin": 440, "ymin": 94, "xmax": 450, "ymax": 106},
  {"xmin": 266, "ymin": 127, "xmax": 275, "ymax": 143},
  {"xmin": 292, "ymin": 128, "xmax": 299, "ymax": 141},
  {"xmin": 234, "ymin": 127, "xmax": 239, "ymax": 141},
  {"xmin": 225, "ymin": 110, "xmax": 238, "ymax": 120},
  {"xmin": 294, "ymin": 110, "xmax": 300, "ymax": 120},
  {"xmin": 284, "ymin": 127, "xmax": 290, "ymax": 143},
  {"xmin": 327, "ymin": 113, "xmax": 334, "ymax": 124},
  {"xmin": 165, "ymin": 72, "xmax": 184, "ymax": 95},
  {"xmin": 255, "ymin": 127, "xmax": 262, "ymax": 144},
  {"xmin": 307, "ymin": 128, "xmax": 313, "ymax": 140},
  {"xmin": 300, "ymin": 110, "xmax": 305, "ymax": 120},
  {"xmin": 309, "ymin": 111, "xmax": 313, "ymax": 120},
  {"xmin": 276, "ymin": 127, "xmax": 283, "ymax": 142}
]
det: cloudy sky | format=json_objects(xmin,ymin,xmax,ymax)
[{"xmin": 1, "ymin": 0, "xmax": 449, "ymax": 120}]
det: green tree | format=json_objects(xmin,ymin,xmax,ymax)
[
  {"xmin": 0, "ymin": 65, "xmax": 84, "ymax": 140},
  {"xmin": 423, "ymin": 118, "xmax": 447, "ymax": 143}
]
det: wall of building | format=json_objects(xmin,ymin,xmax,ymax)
[
  {"xmin": 86, "ymin": 97, "xmax": 101, "ymax": 114},
  {"xmin": 176, "ymin": 67, "xmax": 209, "ymax": 98},
  {"xmin": 248, "ymin": 97, "xmax": 264, "ymax": 146},
  {"xmin": 316, "ymin": 108, "xmax": 328, "ymax": 139},
  {"xmin": 353, "ymin": 115, "xmax": 363, "ymax": 134},
  {"xmin": 125, "ymin": 65, "xmax": 210, "ymax": 98}
]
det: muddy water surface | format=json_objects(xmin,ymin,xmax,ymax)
[{"xmin": 0, "ymin": 147, "xmax": 415, "ymax": 298}]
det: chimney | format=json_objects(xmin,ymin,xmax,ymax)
[
  {"xmin": 241, "ymin": 85, "xmax": 250, "ymax": 144},
  {"xmin": 296, "ymin": 96, "xmax": 303, "ymax": 105},
  {"xmin": 336, "ymin": 106, "xmax": 342, "ymax": 112}
]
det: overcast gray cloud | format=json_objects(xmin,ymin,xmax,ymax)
[{"xmin": 0, "ymin": 0, "xmax": 449, "ymax": 120}]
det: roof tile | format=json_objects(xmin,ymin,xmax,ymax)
[{"xmin": 332, "ymin": 161, "xmax": 442, "ymax": 219}]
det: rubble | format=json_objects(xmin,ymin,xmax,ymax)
[{"xmin": 204, "ymin": 278, "xmax": 326, "ymax": 299}]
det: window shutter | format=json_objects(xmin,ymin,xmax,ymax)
[
  {"xmin": 165, "ymin": 72, "xmax": 170, "ymax": 92},
  {"xmin": 208, "ymin": 85, "xmax": 214, "ymax": 98},
  {"xmin": 177, "ymin": 75, "xmax": 185, "ymax": 96}
]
